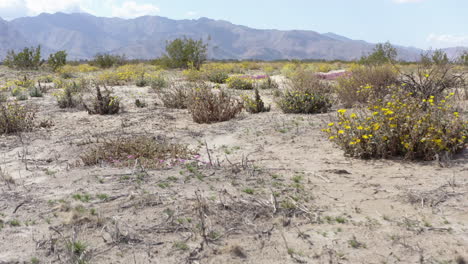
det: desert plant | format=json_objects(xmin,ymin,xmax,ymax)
[
  {"xmin": 0, "ymin": 102, "xmax": 35, "ymax": 134},
  {"xmin": 29, "ymin": 86, "xmax": 43, "ymax": 97},
  {"xmin": 241, "ymin": 89, "xmax": 270, "ymax": 114},
  {"xmin": 206, "ymin": 70, "xmax": 229, "ymax": 84},
  {"xmin": 277, "ymin": 72, "xmax": 332, "ymax": 114},
  {"xmin": 359, "ymin": 42, "xmax": 397, "ymax": 65},
  {"xmin": 256, "ymin": 76, "xmax": 279, "ymax": 89},
  {"xmin": 3, "ymin": 46, "xmax": 42, "ymax": 70},
  {"xmin": 135, "ymin": 99, "xmax": 147, "ymax": 108},
  {"xmin": 83, "ymin": 85, "xmax": 120, "ymax": 115},
  {"xmin": 158, "ymin": 82, "xmax": 190, "ymax": 109},
  {"xmin": 336, "ymin": 64, "xmax": 399, "ymax": 107},
  {"xmin": 135, "ymin": 76, "xmax": 149, "ymax": 87},
  {"xmin": 150, "ymin": 76, "xmax": 168, "ymax": 90},
  {"xmin": 54, "ymin": 81, "xmax": 83, "ymax": 108},
  {"xmin": 48, "ymin": 50, "xmax": 67, "ymax": 71},
  {"xmin": 323, "ymin": 88, "xmax": 467, "ymax": 160},
  {"xmin": 188, "ymin": 84, "xmax": 243, "ymax": 124},
  {"xmin": 163, "ymin": 37, "xmax": 208, "ymax": 70},
  {"xmin": 92, "ymin": 53, "xmax": 125, "ymax": 68},
  {"xmin": 226, "ymin": 76, "xmax": 255, "ymax": 90},
  {"xmin": 81, "ymin": 135, "xmax": 196, "ymax": 168}
]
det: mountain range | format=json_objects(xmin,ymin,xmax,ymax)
[{"xmin": 0, "ymin": 12, "xmax": 467, "ymax": 61}]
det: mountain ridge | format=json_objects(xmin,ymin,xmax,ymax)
[{"xmin": 0, "ymin": 12, "xmax": 465, "ymax": 61}]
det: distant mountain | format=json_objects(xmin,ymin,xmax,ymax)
[{"xmin": 0, "ymin": 12, "xmax": 463, "ymax": 61}]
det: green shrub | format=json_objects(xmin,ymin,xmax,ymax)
[
  {"xmin": 92, "ymin": 54, "xmax": 125, "ymax": 69},
  {"xmin": 0, "ymin": 102, "xmax": 35, "ymax": 134},
  {"xmin": 241, "ymin": 89, "xmax": 270, "ymax": 114},
  {"xmin": 188, "ymin": 84, "xmax": 243, "ymax": 124},
  {"xmin": 83, "ymin": 85, "xmax": 120, "ymax": 115},
  {"xmin": 135, "ymin": 77, "xmax": 149, "ymax": 87},
  {"xmin": 163, "ymin": 37, "xmax": 208, "ymax": 70},
  {"xmin": 150, "ymin": 76, "xmax": 168, "ymax": 90},
  {"xmin": 336, "ymin": 65, "xmax": 399, "ymax": 107},
  {"xmin": 54, "ymin": 81, "xmax": 83, "ymax": 108},
  {"xmin": 29, "ymin": 86, "xmax": 43, "ymax": 97},
  {"xmin": 277, "ymin": 72, "xmax": 331, "ymax": 114},
  {"xmin": 226, "ymin": 76, "xmax": 255, "ymax": 90},
  {"xmin": 207, "ymin": 70, "xmax": 229, "ymax": 84},
  {"xmin": 48, "ymin": 50, "xmax": 67, "ymax": 71},
  {"xmin": 323, "ymin": 89, "xmax": 467, "ymax": 160},
  {"xmin": 256, "ymin": 76, "xmax": 279, "ymax": 90},
  {"xmin": 3, "ymin": 46, "xmax": 42, "ymax": 70}
]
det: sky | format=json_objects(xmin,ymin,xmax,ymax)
[{"xmin": 0, "ymin": 0, "xmax": 467, "ymax": 49}]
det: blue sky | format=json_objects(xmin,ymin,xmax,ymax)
[{"xmin": 0, "ymin": 0, "xmax": 467, "ymax": 49}]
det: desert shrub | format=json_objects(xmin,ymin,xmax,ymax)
[
  {"xmin": 281, "ymin": 63, "xmax": 299, "ymax": 79},
  {"xmin": 277, "ymin": 72, "xmax": 332, "ymax": 114},
  {"xmin": 54, "ymin": 82, "xmax": 82, "ymax": 108},
  {"xmin": 188, "ymin": 84, "xmax": 243, "ymax": 124},
  {"xmin": 0, "ymin": 93, "xmax": 7, "ymax": 103},
  {"xmin": 226, "ymin": 76, "xmax": 255, "ymax": 90},
  {"xmin": 150, "ymin": 76, "xmax": 168, "ymax": 90},
  {"xmin": 0, "ymin": 102, "xmax": 35, "ymax": 134},
  {"xmin": 256, "ymin": 76, "xmax": 279, "ymax": 89},
  {"xmin": 81, "ymin": 136, "xmax": 197, "ymax": 168},
  {"xmin": 399, "ymin": 61, "xmax": 465, "ymax": 100},
  {"xmin": 48, "ymin": 50, "xmax": 67, "ymax": 71},
  {"xmin": 29, "ymin": 86, "xmax": 43, "ymax": 97},
  {"xmin": 135, "ymin": 99, "xmax": 147, "ymax": 108},
  {"xmin": 241, "ymin": 89, "xmax": 270, "ymax": 114},
  {"xmin": 163, "ymin": 37, "xmax": 208, "ymax": 70},
  {"xmin": 38, "ymin": 75, "xmax": 54, "ymax": 83},
  {"xmin": 336, "ymin": 65, "xmax": 399, "ymax": 107},
  {"xmin": 135, "ymin": 76, "xmax": 149, "ymax": 87},
  {"xmin": 359, "ymin": 42, "xmax": 397, "ymax": 65},
  {"xmin": 92, "ymin": 54, "xmax": 125, "ymax": 68},
  {"xmin": 158, "ymin": 82, "xmax": 190, "ymax": 109},
  {"xmin": 3, "ymin": 46, "xmax": 42, "ymax": 70},
  {"xmin": 83, "ymin": 85, "xmax": 120, "ymax": 115},
  {"xmin": 323, "ymin": 88, "xmax": 467, "ymax": 160},
  {"xmin": 182, "ymin": 68, "xmax": 205, "ymax": 82},
  {"xmin": 206, "ymin": 70, "xmax": 229, "ymax": 84}
]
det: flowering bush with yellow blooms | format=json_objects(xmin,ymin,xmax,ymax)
[
  {"xmin": 0, "ymin": 102, "xmax": 35, "ymax": 134},
  {"xmin": 226, "ymin": 75, "xmax": 256, "ymax": 90},
  {"xmin": 323, "ymin": 88, "xmax": 467, "ymax": 160},
  {"xmin": 98, "ymin": 64, "xmax": 163, "ymax": 86}
]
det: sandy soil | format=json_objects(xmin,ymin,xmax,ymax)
[{"xmin": 0, "ymin": 69, "xmax": 467, "ymax": 264}]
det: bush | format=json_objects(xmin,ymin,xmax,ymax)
[
  {"xmin": 158, "ymin": 82, "xmax": 190, "ymax": 109},
  {"xmin": 48, "ymin": 50, "xmax": 67, "ymax": 71},
  {"xmin": 3, "ymin": 46, "xmax": 42, "ymax": 70},
  {"xmin": 92, "ymin": 54, "xmax": 125, "ymax": 69},
  {"xmin": 359, "ymin": 42, "xmax": 397, "ymax": 65},
  {"xmin": 256, "ymin": 76, "xmax": 279, "ymax": 89},
  {"xmin": 323, "ymin": 88, "xmax": 467, "ymax": 160},
  {"xmin": 336, "ymin": 65, "xmax": 399, "ymax": 107},
  {"xmin": 54, "ymin": 81, "xmax": 82, "ymax": 108},
  {"xmin": 29, "ymin": 86, "xmax": 43, "ymax": 97},
  {"xmin": 188, "ymin": 84, "xmax": 243, "ymax": 124},
  {"xmin": 150, "ymin": 76, "xmax": 168, "ymax": 90},
  {"xmin": 0, "ymin": 102, "xmax": 35, "ymax": 134},
  {"xmin": 399, "ymin": 62, "xmax": 465, "ymax": 100},
  {"xmin": 206, "ymin": 70, "xmax": 229, "ymax": 84},
  {"xmin": 163, "ymin": 37, "xmax": 208, "ymax": 70},
  {"xmin": 81, "ymin": 136, "xmax": 196, "ymax": 168},
  {"xmin": 83, "ymin": 85, "xmax": 120, "ymax": 115},
  {"xmin": 241, "ymin": 89, "xmax": 270, "ymax": 114},
  {"xmin": 135, "ymin": 76, "xmax": 149, "ymax": 87},
  {"xmin": 277, "ymin": 72, "xmax": 332, "ymax": 114},
  {"xmin": 226, "ymin": 76, "xmax": 255, "ymax": 90}
]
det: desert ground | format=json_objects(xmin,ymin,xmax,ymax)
[{"xmin": 0, "ymin": 65, "xmax": 467, "ymax": 264}]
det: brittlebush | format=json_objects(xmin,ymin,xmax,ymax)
[{"xmin": 323, "ymin": 88, "xmax": 467, "ymax": 160}]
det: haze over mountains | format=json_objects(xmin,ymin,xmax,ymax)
[{"xmin": 0, "ymin": 12, "xmax": 466, "ymax": 61}]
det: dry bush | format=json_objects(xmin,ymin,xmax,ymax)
[
  {"xmin": 336, "ymin": 65, "xmax": 399, "ymax": 107},
  {"xmin": 323, "ymin": 88, "xmax": 467, "ymax": 160},
  {"xmin": 206, "ymin": 69, "xmax": 229, "ymax": 84},
  {"xmin": 158, "ymin": 82, "xmax": 191, "ymax": 109},
  {"xmin": 81, "ymin": 136, "xmax": 196, "ymax": 168},
  {"xmin": 399, "ymin": 63, "xmax": 466, "ymax": 100},
  {"xmin": 54, "ymin": 81, "xmax": 84, "ymax": 108},
  {"xmin": 241, "ymin": 89, "xmax": 270, "ymax": 114},
  {"xmin": 277, "ymin": 71, "xmax": 332, "ymax": 114},
  {"xmin": 188, "ymin": 84, "xmax": 243, "ymax": 124},
  {"xmin": 83, "ymin": 85, "xmax": 120, "ymax": 115},
  {"xmin": 0, "ymin": 102, "xmax": 35, "ymax": 134}
]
